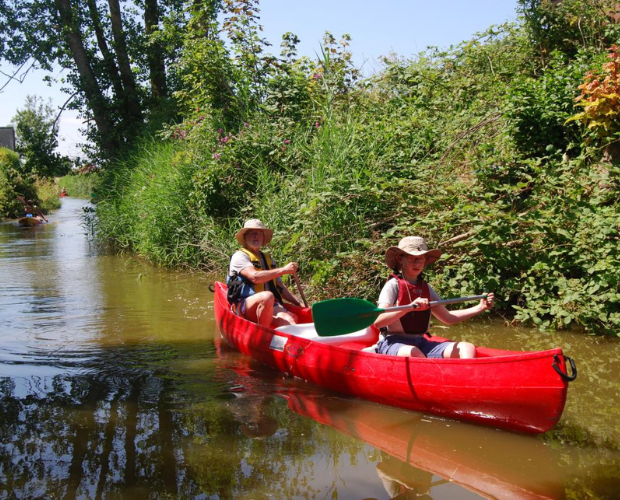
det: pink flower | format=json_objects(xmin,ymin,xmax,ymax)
[
  {"xmin": 214, "ymin": 153, "xmax": 221, "ymax": 160},
  {"xmin": 284, "ymin": 139, "xmax": 290, "ymax": 144},
  {"xmin": 315, "ymin": 122, "xmax": 320, "ymax": 128}
]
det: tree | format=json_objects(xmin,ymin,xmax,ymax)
[
  {"xmin": 11, "ymin": 95, "xmax": 70, "ymax": 177},
  {"xmin": 0, "ymin": 0, "xmax": 195, "ymax": 162},
  {"xmin": 0, "ymin": 146, "xmax": 38, "ymax": 218}
]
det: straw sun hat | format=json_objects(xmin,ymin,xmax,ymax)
[
  {"xmin": 235, "ymin": 219, "xmax": 274, "ymax": 246},
  {"xmin": 385, "ymin": 236, "xmax": 442, "ymax": 269}
]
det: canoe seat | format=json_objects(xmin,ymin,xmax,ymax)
[{"xmin": 274, "ymin": 323, "xmax": 378, "ymax": 345}]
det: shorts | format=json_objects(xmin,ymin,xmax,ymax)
[
  {"xmin": 231, "ymin": 299, "xmax": 247, "ymax": 316},
  {"xmin": 376, "ymin": 334, "xmax": 451, "ymax": 359},
  {"xmin": 232, "ymin": 299, "xmax": 284, "ymax": 318}
]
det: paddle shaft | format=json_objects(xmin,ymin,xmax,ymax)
[
  {"xmin": 17, "ymin": 196, "xmax": 48, "ymax": 222},
  {"xmin": 312, "ymin": 294, "xmax": 490, "ymax": 336},
  {"xmin": 382, "ymin": 294, "xmax": 488, "ymax": 314},
  {"xmin": 293, "ymin": 272, "xmax": 309, "ymax": 307}
]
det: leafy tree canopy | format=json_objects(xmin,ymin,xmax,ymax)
[{"xmin": 11, "ymin": 94, "xmax": 70, "ymax": 177}]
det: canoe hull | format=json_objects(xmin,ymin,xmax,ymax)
[
  {"xmin": 18, "ymin": 216, "xmax": 43, "ymax": 227},
  {"xmin": 213, "ymin": 282, "xmax": 572, "ymax": 433}
]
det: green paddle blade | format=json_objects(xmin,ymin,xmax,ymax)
[{"xmin": 312, "ymin": 298, "xmax": 383, "ymax": 336}]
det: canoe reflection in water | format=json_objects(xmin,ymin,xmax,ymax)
[
  {"xmin": 226, "ymin": 384, "xmax": 279, "ymax": 439},
  {"xmin": 282, "ymin": 391, "xmax": 565, "ymax": 500},
  {"xmin": 377, "ymin": 453, "xmax": 435, "ymax": 500},
  {"xmin": 215, "ymin": 334, "xmax": 565, "ymax": 500}
]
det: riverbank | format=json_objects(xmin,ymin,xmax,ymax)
[
  {"xmin": 1, "ymin": 200, "xmax": 620, "ymax": 498},
  {"xmin": 93, "ymin": 20, "xmax": 620, "ymax": 335}
]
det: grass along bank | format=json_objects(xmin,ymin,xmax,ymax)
[{"xmin": 93, "ymin": 7, "xmax": 620, "ymax": 335}]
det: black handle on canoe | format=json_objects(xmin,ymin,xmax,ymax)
[{"xmin": 553, "ymin": 355, "xmax": 577, "ymax": 382}]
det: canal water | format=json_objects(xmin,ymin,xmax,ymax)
[{"xmin": 1, "ymin": 198, "xmax": 619, "ymax": 499}]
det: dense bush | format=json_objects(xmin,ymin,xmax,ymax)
[
  {"xmin": 0, "ymin": 147, "xmax": 38, "ymax": 218},
  {"xmin": 93, "ymin": 2, "xmax": 620, "ymax": 335},
  {"xmin": 94, "ymin": 141, "xmax": 207, "ymax": 267}
]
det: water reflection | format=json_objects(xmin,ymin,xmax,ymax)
[
  {"xmin": 282, "ymin": 390, "xmax": 564, "ymax": 499},
  {"xmin": 1, "ymin": 199, "xmax": 620, "ymax": 498}
]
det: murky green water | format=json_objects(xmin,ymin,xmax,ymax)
[{"xmin": 1, "ymin": 198, "xmax": 619, "ymax": 499}]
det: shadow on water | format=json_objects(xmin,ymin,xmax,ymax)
[{"xmin": 1, "ymin": 199, "xmax": 620, "ymax": 499}]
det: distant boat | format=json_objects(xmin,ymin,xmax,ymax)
[{"xmin": 18, "ymin": 216, "xmax": 46, "ymax": 227}]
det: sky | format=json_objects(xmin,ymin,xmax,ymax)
[{"xmin": 0, "ymin": 0, "xmax": 519, "ymax": 158}]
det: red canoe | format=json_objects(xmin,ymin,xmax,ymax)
[{"xmin": 213, "ymin": 282, "xmax": 576, "ymax": 434}]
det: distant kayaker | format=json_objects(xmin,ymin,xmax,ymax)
[
  {"xmin": 227, "ymin": 219, "xmax": 301, "ymax": 328},
  {"xmin": 16, "ymin": 196, "xmax": 48, "ymax": 222},
  {"xmin": 374, "ymin": 236, "xmax": 494, "ymax": 358}
]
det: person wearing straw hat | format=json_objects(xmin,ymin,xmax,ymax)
[
  {"xmin": 373, "ymin": 236, "xmax": 494, "ymax": 359},
  {"xmin": 227, "ymin": 219, "xmax": 301, "ymax": 327}
]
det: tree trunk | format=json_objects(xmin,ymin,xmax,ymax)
[
  {"xmin": 54, "ymin": 0, "xmax": 117, "ymax": 158},
  {"xmin": 107, "ymin": 0, "xmax": 143, "ymax": 123},
  {"xmin": 86, "ymin": 0, "xmax": 124, "ymax": 100},
  {"xmin": 144, "ymin": 0, "xmax": 167, "ymax": 99}
]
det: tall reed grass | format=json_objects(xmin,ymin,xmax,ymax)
[
  {"xmin": 56, "ymin": 172, "xmax": 101, "ymax": 199},
  {"xmin": 95, "ymin": 141, "xmax": 207, "ymax": 268}
]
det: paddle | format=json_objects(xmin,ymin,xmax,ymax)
[
  {"xmin": 35, "ymin": 207, "xmax": 48, "ymax": 223},
  {"xmin": 312, "ymin": 294, "xmax": 487, "ymax": 336},
  {"xmin": 16, "ymin": 196, "xmax": 48, "ymax": 222},
  {"xmin": 293, "ymin": 272, "xmax": 309, "ymax": 307}
]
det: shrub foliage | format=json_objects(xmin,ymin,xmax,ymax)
[{"xmin": 93, "ymin": 0, "xmax": 620, "ymax": 335}]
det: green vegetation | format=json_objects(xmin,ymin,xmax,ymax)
[
  {"xmin": 0, "ymin": 147, "xmax": 38, "ymax": 218},
  {"xmin": 11, "ymin": 96, "xmax": 72, "ymax": 178},
  {"xmin": 2, "ymin": 1, "xmax": 619, "ymax": 335},
  {"xmin": 92, "ymin": 0, "xmax": 620, "ymax": 335},
  {"xmin": 34, "ymin": 178, "xmax": 61, "ymax": 212},
  {"xmin": 56, "ymin": 172, "xmax": 102, "ymax": 199}
]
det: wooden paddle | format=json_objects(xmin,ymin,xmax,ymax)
[
  {"xmin": 312, "ymin": 294, "xmax": 487, "ymax": 336},
  {"xmin": 293, "ymin": 272, "xmax": 309, "ymax": 307},
  {"xmin": 16, "ymin": 196, "xmax": 48, "ymax": 222}
]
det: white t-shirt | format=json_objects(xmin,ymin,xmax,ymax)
[
  {"xmin": 228, "ymin": 250, "xmax": 283, "ymax": 285},
  {"xmin": 377, "ymin": 278, "xmax": 441, "ymax": 334}
]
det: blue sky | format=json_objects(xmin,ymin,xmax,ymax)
[{"xmin": 0, "ymin": 0, "xmax": 519, "ymax": 158}]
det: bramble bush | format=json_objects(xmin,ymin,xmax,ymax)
[{"xmin": 94, "ymin": 2, "xmax": 620, "ymax": 335}]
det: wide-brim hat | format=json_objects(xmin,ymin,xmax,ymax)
[
  {"xmin": 385, "ymin": 236, "xmax": 441, "ymax": 269},
  {"xmin": 235, "ymin": 219, "xmax": 274, "ymax": 246}
]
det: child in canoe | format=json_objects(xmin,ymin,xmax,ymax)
[{"xmin": 374, "ymin": 236, "xmax": 494, "ymax": 358}]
